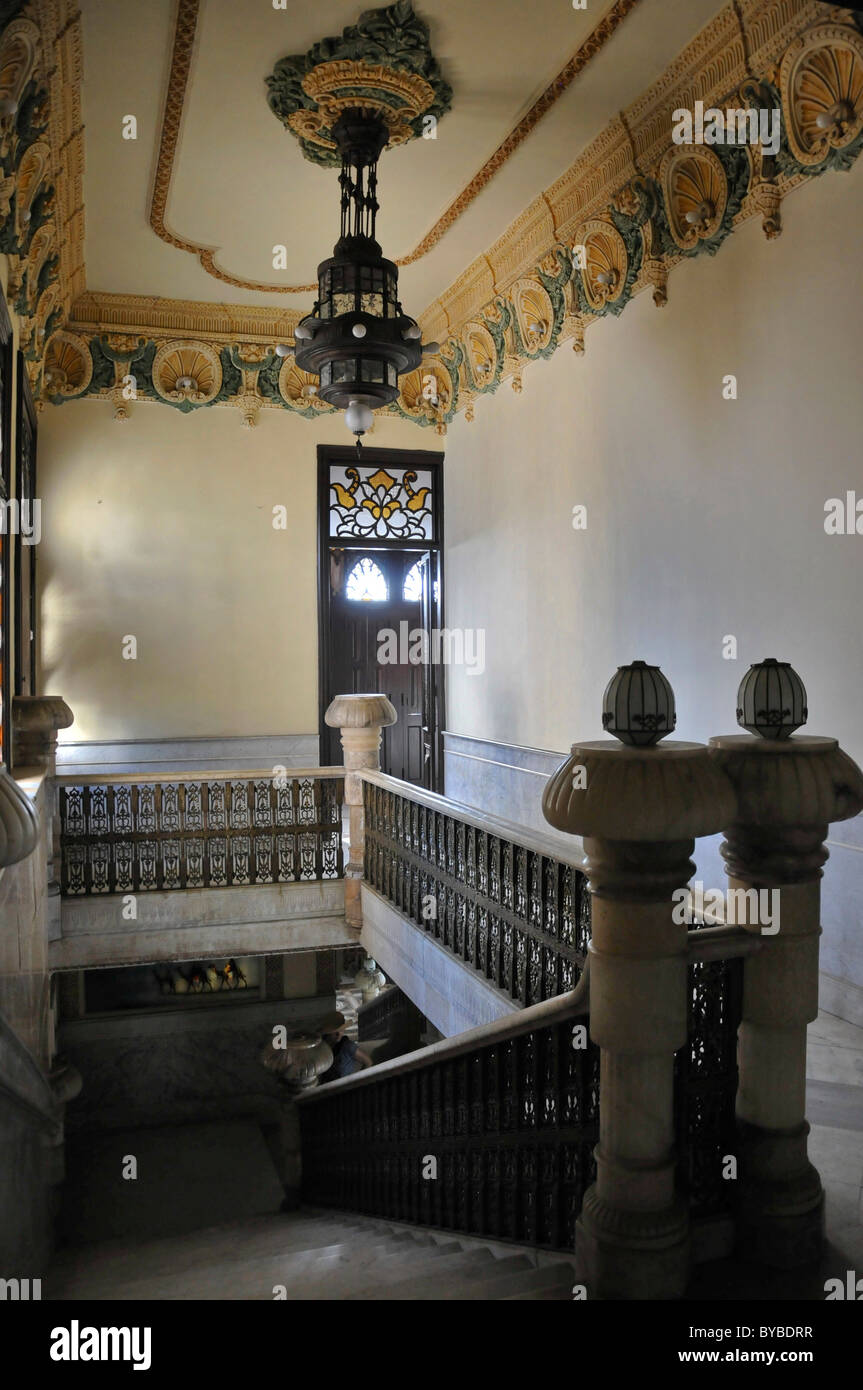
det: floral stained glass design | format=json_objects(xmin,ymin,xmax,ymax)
[
  {"xmin": 345, "ymin": 557, "xmax": 388, "ymax": 602},
  {"xmin": 329, "ymin": 465, "xmax": 434, "ymax": 541}
]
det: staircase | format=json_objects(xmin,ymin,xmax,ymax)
[{"xmin": 49, "ymin": 1209, "xmax": 577, "ymax": 1301}]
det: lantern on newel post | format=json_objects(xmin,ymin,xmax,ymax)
[
  {"xmin": 736, "ymin": 658, "xmax": 807, "ymax": 740},
  {"xmin": 601, "ymin": 659, "xmax": 676, "ymax": 746}
]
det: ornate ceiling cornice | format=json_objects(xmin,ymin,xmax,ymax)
[
  {"xmin": 148, "ymin": 0, "xmax": 644, "ymax": 294},
  {"xmin": 0, "ymin": 0, "xmax": 84, "ymax": 378},
  {"xmin": 13, "ymin": 0, "xmax": 863, "ymax": 434}
]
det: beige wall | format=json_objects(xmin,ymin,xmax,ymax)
[
  {"xmin": 37, "ymin": 399, "xmax": 424, "ymax": 741},
  {"xmin": 444, "ymin": 160, "xmax": 863, "ymax": 764}
]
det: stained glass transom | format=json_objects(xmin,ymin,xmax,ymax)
[{"xmin": 329, "ymin": 464, "xmax": 434, "ymax": 541}]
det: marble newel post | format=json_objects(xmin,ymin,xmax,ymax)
[
  {"xmin": 708, "ymin": 660, "xmax": 863, "ymax": 1267},
  {"xmin": 543, "ymin": 662, "xmax": 736, "ymax": 1299},
  {"xmin": 324, "ymin": 693, "xmax": 397, "ymax": 931},
  {"xmin": 12, "ymin": 696, "xmax": 74, "ymax": 894}
]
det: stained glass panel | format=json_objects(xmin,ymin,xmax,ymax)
[{"xmin": 329, "ymin": 463, "xmax": 434, "ymax": 541}]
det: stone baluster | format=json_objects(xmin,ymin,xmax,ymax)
[
  {"xmin": 325, "ymin": 693, "xmax": 397, "ymax": 931},
  {"xmin": 12, "ymin": 695, "xmax": 74, "ymax": 894},
  {"xmin": 543, "ymin": 661, "xmax": 736, "ymax": 1299},
  {"xmin": 708, "ymin": 659, "xmax": 863, "ymax": 1267}
]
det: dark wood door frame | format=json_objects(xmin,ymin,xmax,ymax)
[{"xmin": 317, "ymin": 444, "xmax": 445, "ymax": 790}]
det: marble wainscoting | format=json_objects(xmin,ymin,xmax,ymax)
[
  {"xmin": 56, "ymin": 733, "xmax": 321, "ymax": 777},
  {"xmin": 443, "ymin": 731, "xmax": 863, "ymax": 1028}
]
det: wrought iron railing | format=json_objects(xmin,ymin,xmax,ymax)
[
  {"xmin": 676, "ymin": 934, "xmax": 745, "ymax": 1220},
  {"xmin": 58, "ymin": 769, "xmax": 345, "ymax": 895},
  {"xmin": 361, "ymin": 774, "xmax": 590, "ymax": 1006},
  {"xmin": 300, "ymin": 980, "xmax": 598, "ymax": 1251},
  {"xmin": 300, "ymin": 920, "xmax": 749, "ymax": 1245}
]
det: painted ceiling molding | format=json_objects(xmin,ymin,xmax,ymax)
[
  {"xmin": 0, "ymin": 0, "xmax": 83, "ymax": 389},
  {"xmin": 148, "ymin": 0, "xmax": 643, "ymax": 294},
  {"xmin": 29, "ymin": 0, "xmax": 863, "ymax": 433}
]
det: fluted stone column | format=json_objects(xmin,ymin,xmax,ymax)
[
  {"xmin": 325, "ymin": 693, "xmax": 397, "ymax": 931},
  {"xmin": 708, "ymin": 665, "xmax": 863, "ymax": 1267},
  {"xmin": 543, "ymin": 665, "xmax": 736, "ymax": 1299},
  {"xmin": 12, "ymin": 695, "xmax": 74, "ymax": 895}
]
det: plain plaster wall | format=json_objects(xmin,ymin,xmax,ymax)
[
  {"xmin": 443, "ymin": 158, "xmax": 863, "ymax": 1000},
  {"xmin": 37, "ymin": 401, "xmax": 425, "ymax": 742}
]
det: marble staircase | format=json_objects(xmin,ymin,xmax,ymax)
[{"xmin": 48, "ymin": 1209, "xmax": 577, "ymax": 1301}]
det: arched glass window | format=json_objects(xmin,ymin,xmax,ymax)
[
  {"xmin": 403, "ymin": 561, "xmax": 439, "ymax": 604},
  {"xmin": 403, "ymin": 560, "xmax": 423, "ymax": 602},
  {"xmin": 345, "ymin": 556, "xmax": 388, "ymax": 602}
]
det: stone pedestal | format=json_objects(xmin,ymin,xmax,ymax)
[
  {"xmin": 708, "ymin": 733, "xmax": 863, "ymax": 1267},
  {"xmin": 543, "ymin": 740, "xmax": 735, "ymax": 1299},
  {"xmin": 325, "ymin": 693, "xmax": 397, "ymax": 931}
]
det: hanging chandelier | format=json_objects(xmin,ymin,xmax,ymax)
[{"xmin": 288, "ymin": 107, "xmax": 435, "ymax": 448}]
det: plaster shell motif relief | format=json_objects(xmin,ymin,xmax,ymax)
[
  {"xmin": 152, "ymin": 340, "xmax": 221, "ymax": 407},
  {"xmin": 43, "ymin": 330, "xmax": 92, "ymax": 398},
  {"xmin": 398, "ymin": 360, "xmax": 452, "ymax": 433},
  {"xmin": 461, "ymin": 321, "xmax": 498, "ymax": 392},
  {"xmin": 660, "ymin": 146, "xmax": 728, "ymax": 251},
  {"xmin": 573, "ymin": 219, "xmax": 628, "ymax": 311},
  {"xmin": 780, "ymin": 25, "xmax": 863, "ymax": 167},
  {"xmin": 0, "ymin": 20, "xmax": 40, "ymax": 125},
  {"xmin": 509, "ymin": 279, "xmax": 554, "ymax": 355}
]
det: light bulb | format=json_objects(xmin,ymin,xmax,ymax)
[
  {"xmin": 275, "ymin": 343, "xmax": 291, "ymax": 357},
  {"xmin": 352, "ymin": 323, "xmax": 367, "ymax": 338},
  {"xmin": 402, "ymin": 324, "xmax": 422, "ymax": 341},
  {"xmin": 345, "ymin": 399, "xmax": 374, "ymax": 435}
]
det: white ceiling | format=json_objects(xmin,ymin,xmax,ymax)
[{"xmin": 80, "ymin": 0, "xmax": 726, "ymax": 315}]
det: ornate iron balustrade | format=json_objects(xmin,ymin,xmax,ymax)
[
  {"xmin": 300, "ymin": 988, "xmax": 599, "ymax": 1251},
  {"xmin": 300, "ymin": 918, "xmax": 746, "ymax": 1245},
  {"xmin": 676, "ymin": 944, "xmax": 744, "ymax": 1220},
  {"xmin": 58, "ymin": 771, "xmax": 345, "ymax": 895},
  {"xmin": 362, "ymin": 777, "xmax": 590, "ymax": 1006}
]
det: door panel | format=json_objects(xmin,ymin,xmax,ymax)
[{"xmin": 322, "ymin": 546, "xmax": 441, "ymax": 788}]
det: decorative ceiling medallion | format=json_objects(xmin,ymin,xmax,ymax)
[
  {"xmin": 266, "ymin": 1, "xmax": 451, "ymax": 166},
  {"xmin": 152, "ymin": 340, "xmax": 222, "ymax": 409},
  {"xmin": 573, "ymin": 219, "xmax": 628, "ymax": 311},
  {"xmin": 659, "ymin": 147, "xmax": 728, "ymax": 251},
  {"xmin": 284, "ymin": 61, "xmax": 437, "ymax": 161},
  {"xmin": 779, "ymin": 24, "xmax": 863, "ymax": 168}
]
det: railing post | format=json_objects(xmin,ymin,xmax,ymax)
[
  {"xmin": 12, "ymin": 695, "xmax": 74, "ymax": 895},
  {"xmin": 325, "ymin": 693, "xmax": 397, "ymax": 931},
  {"xmin": 543, "ymin": 662, "xmax": 736, "ymax": 1299},
  {"xmin": 708, "ymin": 660, "xmax": 863, "ymax": 1267}
]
